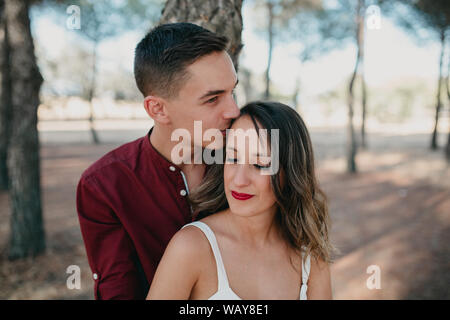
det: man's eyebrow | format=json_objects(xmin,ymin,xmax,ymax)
[
  {"xmin": 199, "ymin": 90, "xmax": 225, "ymax": 100},
  {"xmin": 198, "ymin": 79, "xmax": 239, "ymax": 101}
]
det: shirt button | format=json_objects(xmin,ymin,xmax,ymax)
[
  {"xmin": 93, "ymin": 273, "xmax": 98, "ymax": 280},
  {"xmin": 169, "ymin": 166, "xmax": 176, "ymax": 172},
  {"xmin": 180, "ymin": 189, "xmax": 187, "ymax": 196}
]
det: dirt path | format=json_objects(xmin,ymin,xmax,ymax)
[{"xmin": 0, "ymin": 128, "xmax": 448, "ymax": 299}]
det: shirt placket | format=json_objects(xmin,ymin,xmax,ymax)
[{"xmin": 168, "ymin": 165, "xmax": 193, "ymax": 216}]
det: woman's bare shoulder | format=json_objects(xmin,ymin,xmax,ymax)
[
  {"xmin": 169, "ymin": 223, "xmax": 213, "ymax": 259},
  {"xmin": 172, "ymin": 210, "xmax": 230, "ymax": 259},
  {"xmin": 307, "ymin": 255, "xmax": 333, "ymax": 299},
  {"xmin": 147, "ymin": 225, "xmax": 213, "ymax": 299},
  {"xmin": 198, "ymin": 209, "xmax": 229, "ymax": 233}
]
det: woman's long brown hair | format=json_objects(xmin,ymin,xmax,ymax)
[{"xmin": 189, "ymin": 101, "xmax": 335, "ymax": 264}]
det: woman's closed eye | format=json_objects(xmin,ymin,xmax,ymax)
[
  {"xmin": 226, "ymin": 157, "xmax": 271, "ymax": 170},
  {"xmin": 254, "ymin": 163, "xmax": 271, "ymax": 170}
]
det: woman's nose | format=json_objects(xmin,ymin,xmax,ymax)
[{"xmin": 233, "ymin": 164, "xmax": 250, "ymax": 187}]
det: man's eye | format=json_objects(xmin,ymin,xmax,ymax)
[
  {"xmin": 226, "ymin": 158, "xmax": 237, "ymax": 163},
  {"xmin": 206, "ymin": 96, "xmax": 218, "ymax": 104}
]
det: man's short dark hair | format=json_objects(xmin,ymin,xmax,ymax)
[{"xmin": 134, "ymin": 22, "xmax": 229, "ymax": 99}]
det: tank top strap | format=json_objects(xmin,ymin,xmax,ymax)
[
  {"xmin": 299, "ymin": 249, "xmax": 311, "ymax": 300},
  {"xmin": 301, "ymin": 250, "xmax": 311, "ymax": 285},
  {"xmin": 182, "ymin": 221, "xmax": 230, "ymax": 291}
]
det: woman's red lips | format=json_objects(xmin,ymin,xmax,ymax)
[{"xmin": 231, "ymin": 191, "xmax": 254, "ymax": 200}]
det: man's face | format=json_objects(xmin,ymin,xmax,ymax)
[{"xmin": 164, "ymin": 51, "xmax": 240, "ymax": 149}]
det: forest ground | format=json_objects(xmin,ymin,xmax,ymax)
[{"xmin": 0, "ymin": 123, "xmax": 449, "ymax": 299}]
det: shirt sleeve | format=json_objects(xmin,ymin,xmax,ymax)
[{"xmin": 76, "ymin": 174, "xmax": 147, "ymax": 300}]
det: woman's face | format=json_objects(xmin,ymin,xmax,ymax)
[{"xmin": 224, "ymin": 115, "xmax": 278, "ymax": 218}]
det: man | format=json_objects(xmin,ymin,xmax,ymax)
[{"xmin": 76, "ymin": 22, "xmax": 240, "ymax": 300}]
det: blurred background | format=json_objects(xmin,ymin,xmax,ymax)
[{"xmin": 0, "ymin": 0, "xmax": 448, "ymax": 299}]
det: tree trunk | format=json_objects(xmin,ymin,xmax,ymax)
[
  {"xmin": 88, "ymin": 41, "xmax": 99, "ymax": 144},
  {"xmin": 264, "ymin": 1, "xmax": 274, "ymax": 100},
  {"xmin": 360, "ymin": 6, "xmax": 367, "ymax": 150},
  {"xmin": 347, "ymin": 0, "xmax": 364, "ymax": 174},
  {"xmin": 347, "ymin": 66, "xmax": 358, "ymax": 174},
  {"xmin": 431, "ymin": 29, "xmax": 445, "ymax": 150},
  {"xmin": 4, "ymin": 0, "xmax": 45, "ymax": 260},
  {"xmin": 361, "ymin": 75, "xmax": 367, "ymax": 149},
  {"xmin": 292, "ymin": 76, "xmax": 300, "ymax": 109},
  {"xmin": 446, "ymin": 130, "xmax": 450, "ymax": 161},
  {"xmin": 159, "ymin": 0, "xmax": 243, "ymax": 71},
  {"xmin": 0, "ymin": 1, "xmax": 12, "ymax": 190},
  {"xmin": 446, "ymin": 53, "xmax": 450, "ymax": 161}
]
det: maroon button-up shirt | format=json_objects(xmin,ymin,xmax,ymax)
[{"xmin": 76, "ymin": 128, "xmax": 195, "ymax": 299}]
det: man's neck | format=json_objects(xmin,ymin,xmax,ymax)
[{"xmin": 149, "ymin": 125, "xmax": 206, "ymax": 173}]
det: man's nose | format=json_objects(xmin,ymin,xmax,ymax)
[{"xmin": 223, "ymin": 96, "xmax": 240, "ymax": 120}]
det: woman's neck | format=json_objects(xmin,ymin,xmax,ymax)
[{"xmin": 225, "ymin": 206, "xmax": 281, "ymax": 248}]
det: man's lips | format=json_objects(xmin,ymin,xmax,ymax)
[{"xmin": 231, "ymin": 191, "xmax": 254, "ymax": 200}]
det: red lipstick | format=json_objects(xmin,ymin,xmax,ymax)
[{"xmin": 231, "ymin": 191, "xmax": 254, "ymax": 200}]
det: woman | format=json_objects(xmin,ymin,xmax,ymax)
[{"xmin": 147, "ymin": 101, "xmax": 334, "ymax": 300}]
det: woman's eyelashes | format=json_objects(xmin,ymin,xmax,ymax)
[
  {"xmin": 225, "ymin": 157, "xmax": 271, "ymax": 170},
  {"xmin": 254, "ymin": 163, "xmax": 271, "ymax": 170}
]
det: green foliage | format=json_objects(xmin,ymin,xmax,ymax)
[
  {"xmin": 32, "ymin": 0, "xmax": 164, "ymax": 100},
  {"xmin": 379, "ymin": 0, "xmax": 450, "ymax": 43},
  {"xmin": 317, "ymin": 75, "xmax": 435, "ymax": 123},
  {"xmin": 35, "ymin": 0, "xmax": 163, "ymax": 42},
  {"xmin": 249, "ymin": 0, "xmax": 325, "ymax": 60},
  {"xmin": 35, "ymin": 41, "xmax": 93, "ymax": 98},
  {"xmin": 285, "ymin": 0, "xmax": 364, "ymax": 61}
]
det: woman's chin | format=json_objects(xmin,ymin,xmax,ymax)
[{"xmin": 227, "ymin": 204, "xmax": 262, "ymax": 218}]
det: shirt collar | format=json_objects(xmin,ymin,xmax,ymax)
[{"xmin": 143, "ymin": 127, "xmax": 184, "ymax": 174}]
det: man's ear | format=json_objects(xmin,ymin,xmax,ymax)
[{"xmin": 143, "ymin": 96, "xmax": 170, "ymax": 125}]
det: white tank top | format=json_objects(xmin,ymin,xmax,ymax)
[{"xmin": 182, "ymin": 221, "xmax": 311, "ymax": 300}]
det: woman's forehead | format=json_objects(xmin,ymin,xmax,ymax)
[
  {"xmin": 230, "ymin": 114, "xmax": 257, "ymax": 129},
  {"xmin": 227, "ymin": 117, "xmax": 271, "ymax": 157}
]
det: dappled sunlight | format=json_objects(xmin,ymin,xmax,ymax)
[
  {"xmin": 331, "ymin": 226, "xmax": 433, "ymax": 299},
  {"xmin": 326, "ymin": 165, "xmax": 450, "ymax": 299},
  {"xmin": 0, "ymin": 0, "xmax": 448, "ymax": 301},
  {"xmin": 2, "ymin": 126, "xmax": 448, "ymax": 299}
]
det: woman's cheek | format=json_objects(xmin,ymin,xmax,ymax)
[
  {"xmin": 257, "ymin": 173, "xmax": 276, "ymax": 204},
  {"xmin": 223, "ymin": 164, "xmax": 233, "ymax": 192}
]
